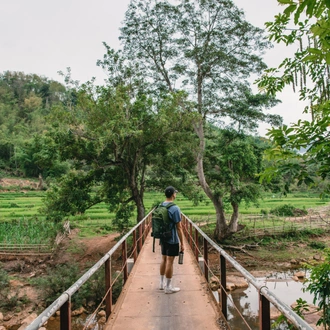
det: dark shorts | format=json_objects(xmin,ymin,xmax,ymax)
[{"xmin": 161, "ymin": 240, "xmax": 179, "ymax": 257}]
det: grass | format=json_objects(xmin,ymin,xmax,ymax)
[
  {"xmin": 0, "ymin": 189, "xmax": 329, "ymax": 243},
  {"xmin": 0, "ymin": 218, "xmax": 58, "ymax": 245}
]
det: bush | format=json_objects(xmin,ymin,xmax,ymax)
[
  {"xmin": 32, "ymin": 263, "xmax": 83, "ymax": 307},
  {"xmin": 32, "ymin": 262, "xmax": 123, "ymax": 310},
  {"xmin": 269, "ymin": 204, "xmax": 308, "ymax": 217},
  {"xmin": 309, "ymin": 241, "xmax": 326, "ymax": 250},
  {"xmin": 0, "ymin": 266, "xmax": 29, "ymax": 311}
]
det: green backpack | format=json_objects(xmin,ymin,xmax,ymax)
[{"xmin": 151, "ymin": 202, "xmax": 175, "ymax": 252}]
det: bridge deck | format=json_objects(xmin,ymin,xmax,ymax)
[{"xmin": 105, "ymin": 234, "xmax": 222, "ymax": 330}]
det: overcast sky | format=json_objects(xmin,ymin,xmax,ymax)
[{"xmin": 0, "ymin": 0, "xmax": 308, "ymax": 135}]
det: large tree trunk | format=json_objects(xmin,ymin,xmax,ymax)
[
  {"xmin": 128, "ymin": 162, "xmax": 146, "ymax": 223},
  {"xmin": 136, "ymin": 196, "xmax": 145, "ymax": 223},
  {"xmin": 213, "ymin": 197, "xmax": 229, "ymax": 240},
  {"xmin": 193, "ymin": 117, "xmax": 229, "ymax": 240},
  {"xmin": 228, "ymin": 202, "xmax": 239, "ymax": 233}
]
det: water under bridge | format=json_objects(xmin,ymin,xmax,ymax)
[{"xmin": 26, "ymin": 212, "xmax": 313, "ymax": 330}]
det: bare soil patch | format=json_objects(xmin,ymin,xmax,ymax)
[{"xmin": 0, "ymin": 177, "xmax": 40, "ymax": 191}]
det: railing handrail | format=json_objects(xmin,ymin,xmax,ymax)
[
  {"xmin": 26, "ymin": 210, "xmax": 153, "ymax": 330},
  {"xmin": 181, "ymin": 213, "xmax": 313, "ymax": 330},
  {"xmin": 26, "ymin": 210, "xmax": 313, "ymax": 330}
]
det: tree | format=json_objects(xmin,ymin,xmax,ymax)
[
  {"xmin": 120, "ymin": 0, "xmax": 281, "ymax": 239},
  {"xmin": 204, "ymin": 128, "xmax": 265, "ymax": 232},
  {"xmin": 257, "ymin": 0, "xmax": 330, "ymax": 194},
  {"xmin": 43, "ymin": 49, "xmax": 193, "ymax": 224},
  {"xmin": 0, "ymin": 71, "xmax": 66, "ymax": 177}
]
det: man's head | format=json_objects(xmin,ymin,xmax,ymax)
[{"xmin": 164, "ymin": 186, "xmax": 178, "ymax": 198}]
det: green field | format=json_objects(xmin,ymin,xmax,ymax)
[
  {"xmin": 0, "ymin": 190, "xmax": 329, "ymax": 243},
  {"xmin": 0, "ymin": 190, "xmax": 329, "ymax": 222}
]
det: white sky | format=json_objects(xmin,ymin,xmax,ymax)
[{"xmin": 0, "ymin": 0, "xmax": 309, "ymax": 136}]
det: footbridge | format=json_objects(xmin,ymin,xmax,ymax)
[{"xmin": 26, "ymin": 212, "xmax": 313, "ymax": 330}]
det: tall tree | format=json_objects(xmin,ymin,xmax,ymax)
[
  {"xmin": 120, "ymin": 0, "xmax": 281, "ymax": 239},
  {"xmin": 43, "ymin": 49, "xmax": 193, "ymax": 224},
  {"xmin": 257, "ymin": 0, "xmax": 330, "ymax": 193}
]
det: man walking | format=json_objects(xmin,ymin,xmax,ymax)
[{"xmin": 159, "ymin": 186, "xmax": 184, "ymax": 294}]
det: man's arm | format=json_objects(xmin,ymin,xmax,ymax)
[{"xmin": 176, "ymin": 221, "xmax": 185, "ymax": 252}]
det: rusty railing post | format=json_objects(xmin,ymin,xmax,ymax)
[
  {"xmin": 189, "ymin": 222, "xmax": 193, "ymax": 248},
  {"xmin": 184, "ymin": 216, "xmax": 188, "ymax": 240},
  {"xmin": 133, "ymin": 230, "xmax": 138, "ymax": 262},
  {"xmin": 259, "ymin": 293, "xmax": 270, "ymax": 330},
  {"xmin": 203, "ymin": 237, "xmax": 208, "ymax": 282},
  {"xmin": 220, "ymin": 254, "xmax": 227, "ymax": 319},
  {"xmin": 105, "ymin": 258, "xmax": 112, "ymax": 318},
  {"xmin": 60, "ymin": 300, "xmax": 71, "ymax": 330},
  {"xmin": 142, "ymin": 221, "xmax": 146, "ymax": 243},
  {"xmin": 122, "ymin": 240, "xmax": 128, "ymax": 283},
  {"xmin": 138, "ymin": 223, "xmax": 143, "ymax": 253},
  {"xmin": 195, "ymin": 228, "xmax": 199, "ymax": 262}
]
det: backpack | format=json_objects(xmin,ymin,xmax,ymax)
[{"xmin": 151, "ymin": 202, "xmax": 175, "ymax": 252}]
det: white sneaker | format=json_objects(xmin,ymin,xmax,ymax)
[
  {"xmin": 159, "ymin": 281, "xmax": 165, "ymax": 290},
  {"xmin": 164, "ymin": 286, "xmax": 180, "ymax": 294}
]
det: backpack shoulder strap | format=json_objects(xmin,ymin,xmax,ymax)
[{"xmin": 165, "ymin": 202, "xmax": 175, "ymax": 209}]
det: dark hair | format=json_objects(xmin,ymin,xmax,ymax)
[{"xmin": 164, "ymin": 186, "xmax": 178, "ymax": 198}]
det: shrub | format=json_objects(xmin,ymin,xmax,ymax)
[
  {"xmin": 269, "ymin": 204, "xmax": 308, "ymax": 217},
  {"xmin": 32, "ymin": 263, "xmax": 83, "ymax": 307},
  {"xmin": 309, "ymin": 241, "xmax": 326, "ymax": 250},
  {"xmin": 0, "ymin": 266, "xmax": 29, "ymax": 311},
  {"xmin": 32, "ymin": 263, "xmax": 123, "ymax": 310}
]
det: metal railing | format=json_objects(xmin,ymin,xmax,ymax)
[
  {"xmin": 26, "ymin": 211, "xmax": 152, "ymax": 330},
  {"xmin": 26, "ymin": 210, "xmax": 313, "ymax": 330},
  {"xmin": 181, "ymin": 213, "xmax": 313, "ymax": 330}
]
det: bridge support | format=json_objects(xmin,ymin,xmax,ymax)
[
  {"xmin": 220, "ymin": 254, "xmax": 227, "ymax": 320},
  {"xmin": 60, "ymin": 300, "xmax": 71, "ymax": 330},
  {"xmin": 105, "ymin": 258, "xmax": 112, "ymax": 318},
  {"xmin": 259, "ymin": 294, "xmax": 271, "ymax": 330}
]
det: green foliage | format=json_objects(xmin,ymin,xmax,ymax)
[
  {"xmin": 32, "ymin": 262, "xmax": 122, "ymax": 310},
  {"xmin": 42, "ymin": 171, "xmax": 102, "ymax": 223},
  {"xmin": 305, "ymin": 249, "xmax": 330, "ymax": 328},
  {"xmin": 112, "ymin": 203, "xmax": 134, "ymax": 233},
  {"xmin": 205, "ymin": 129, "xmax": 265, "ymax": 206},
  {"xmin": 309, "ymin": 241, "xmax": 326, "ymax": 250},
  {"xmin": 0, "ymin": 265, "xmax": 9, "ymax": 288},
  {"xmin": 257, "ymin": 0, "xmax": 330, "ymax": 193},
  {"xmin": 32, "ymin": 263, "xmax": 85, "ymax": 308},
  {"xmin": 120, "ymin": 0, "xmax": 282, "ymax": 239},
  {"xmin": 0, "ymin": 71, "xmax": 66, "ymax": 178},
  {"xmin": 42, "ymin": 54, "xmax": 194, "ymax": 225},
  {"xmin": 269, "ymin": 204, "xmax": 308, "ymax": 217},
  {"xmin": 272, "ymin": 298, "xmax": 309, "ymax": 329},
  {"xmin": 0, "ymin": 218, "xmax": 58, "ymax": 244},
  {"xmin": 0, "ymin": 265, "xmax": 30, "ymax": 311}
]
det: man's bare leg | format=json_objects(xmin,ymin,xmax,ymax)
[
  {"xmin": 159, "ymin": 255, "xmax": 167, "ymax": 289},
  {"xmin": 164, "ymin": 256, "xmax": 180, "ymax": 293}
]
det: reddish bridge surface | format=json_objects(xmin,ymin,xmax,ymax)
[{"xmin": 104, "ymin": 234, "xmax": 224, "ymax": 330}]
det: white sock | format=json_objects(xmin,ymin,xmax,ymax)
[
  {"xmin": 160, "ymin": 275, "xmax": 164, "ymax": 283},
  {"xmin": 166, "ymin": 278, "xmax": 172, "ymax": 288}
]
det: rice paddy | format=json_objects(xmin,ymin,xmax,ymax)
[{"xmin": 0, "ymin": 189, "xmax": 329, "ymax": 243}]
